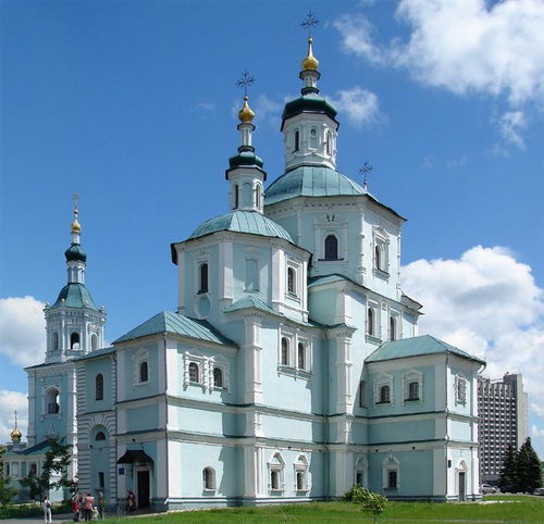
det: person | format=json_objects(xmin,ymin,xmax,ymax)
[
  {"xmin": 42, "ymin": 495, "xmax": 52, "ymax": 524},
  {"xmin": 97, "ymin": 490, "xmax": 105, "ymax": 519},
  {"xmin": 126, "ymin": 489, "xmax": 136, "ymax": 511},
  {"xmin": 83, "ymin": 492, "xmax": 95, "ymax": 521},
  {"xmin": 71, "ymin": 495, "xmax": 80, "ymax": 522}
]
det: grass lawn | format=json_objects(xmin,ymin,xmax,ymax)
[{"xmin": 102, "ymin": 495, "xmax": 544, "ymax": 523}]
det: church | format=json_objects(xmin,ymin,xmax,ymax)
[{"xmin": 4, "ymin": 32, "xmax": 485, "ymax": 510}]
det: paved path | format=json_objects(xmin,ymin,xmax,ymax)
[{"xmin": 0, "ymin": 514, "xmax": 74, "ymax": 524}]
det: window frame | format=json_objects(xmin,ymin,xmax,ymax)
[
  {"xmin": 202, "ymin": 467, "xmax": 216, "ymax": 492},
  {"xmin": 374, "ymin": 374, "xmax": 394, "ymax": 406},
  {"xmin": 95, "ymin": 373, "xmax": 104, "ymax": 401},
  {"xmin": 268, "ymin": 452, "xmax": 285, "ymax": 493}
]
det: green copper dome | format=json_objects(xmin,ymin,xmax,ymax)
[
  {"xmin": 264, "ymin": 165, "xmax": 365, "ymax": 205},
  {"xmin": 189, "ymin": 210, "xmax": 293, "ymax": 243},
  {"xmin": 281, "ymin": 95, "xmax": 338, "ymax": 130},
  {"xmin": 65, "ymin": 243, "xmax": 87, "ymax": 263},
  {"xmin": 50, "ymin": 283, "xmax": 99, "ymax": 311}
]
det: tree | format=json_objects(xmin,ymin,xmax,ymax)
[
  {"xmin": 498, "ymin": 438, "xmax": 542, "ymax": 493},
  {"xmin": 0, "ymin": 445, "xmax": 16, "ymax": 506},
  {"xmin": 20, "ymin": 438, "xmax": 72, "ymax": 500},
  {"xmin": 516, "ymin": 437, "xmax": 542, "ymax": 493},
  {"xmin": 497, "ymin": 445, "xmax": 518, "ymax": 492},
  {"xmin": 343, "ymin": 485, "xmax": 388, "ymax": 524}
]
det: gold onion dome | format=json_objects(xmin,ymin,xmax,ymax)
[
  {"xmin": 10, "ymin": 426, "xmax": 22, "ymax": 442},
  {"xmin": 301, "ymin": 36, "xmax": 319, "ymax": 71},
  {"xmin": 238, "ymin": 96, "xmax": 255, "ymax": 123}
]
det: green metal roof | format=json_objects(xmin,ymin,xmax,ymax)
[
  {"xmin": 188, "ymin": 210, "xmax": 293, "ymax": 242},
  {"xmin": 281, "ymin": 95, "xmax": 338, "ymax": 126},
  {"xmin": 264, "ymin": 166, "xmax": 365, "ymax": 205},
  {"xmin": 227, "ymin": 151, "xmax": 264, "ymax": 170},
  {"xmin": 65, "ymin": 243, "xmax": 87, "ymax": 262},
  {"xmin": 50, "ymin": 283, "xmax": 99, "ymax": 311},
  {"xmin": 223, "ymin": 295, "xmax": 278, "ymax": 316},
  {"xmin": 366, "ymin": 334, "xmax": 485, "ymax": 364},
  {"xmin": 113, "ymin": 311, "xmax": 236, "ymax": 346}
]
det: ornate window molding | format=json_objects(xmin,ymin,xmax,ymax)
[
  {"xmin": 455, "ymin": 375, "xmax": 467, "ymax": 405},
  {"xmin": 268, "ymin": 451, "xmax": 285, "ymax": 493},
  {"xmin": 383, "ymin": 454, "xmax": 400, "ymax": 490},
  {"xmin": 293, "ymin": 454, "xmax": 310, "ymax": 493},
  {"xmin": 133, "ymin": 349, "xmax": 149, "ymax": 386},
  {"xmin": 374, "ymin": 373, "xmax": 394, "ymax": 405}
]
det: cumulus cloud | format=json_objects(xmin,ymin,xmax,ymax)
[
  {"xmin": 0, "ymin": 390, "xmax": 28, "ymax": 443},
  {"xmin": 0, "ymin": 296, "xmax": 46, "ymax": 367},
  {"xmin": 336, "ymin": 0, "xmax": 544, "ymax": 102},
  {"xmin": 402, "ymin": 246, "xmax": 544, "ymax": 452},
  {"xmin": 329, "ymin": 86, "xmax": 382, "ymax": 127}
]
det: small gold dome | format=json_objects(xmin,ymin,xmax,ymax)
[
  {"xmin": 301, "ymin": 37, "xmax": 319, "ymax": 71},
  {"xmin": 71, "ymin": 218, "xmax": 81, "ymax": 234},
  {"xmin": 10, "ymin": 426, "xmax": 22, "ymax": 442},
  {"xmin": 238, "ymin": 96, "xmax": 255, "ymax": 123}
]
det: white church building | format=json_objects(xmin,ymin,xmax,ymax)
[{"xmin": 5, "ymin": 34, "xmax": 485, "ymax": 510}]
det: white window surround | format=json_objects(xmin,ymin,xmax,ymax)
[
  {"xmin": 268, "ymin": 451, "xmax": 285, "ymax": 492},
  {"xmin": 373, "ymin": 226, "xmax": 390, "ymax": 276},
  {"xmin": 355, "ymin": 455, "xmax": 368, "ymax": 487},
  {"xmin": 278, "ymin": 329, "xmax": 312, "ymax": 376},
  {"xmin": 133, "ymin": 349, "xmax": 149, "ymax": 386},
  {"xmin": 402, "ymin": 370, "xmax": 423, "ymax": 403},
  {"xmin": 44, "ymin": 386, "xmax": 60, "ymax": 415},
  {"xmin": 183, "ymin": 352, "xmax": 207, "ymax": 390},
  {"xmin": 293, "ymin": 454, "xmax": 310, "ymax": 492},
  {"xmin": 373, "ymin": 373, "xmax": 394, "ymax": 405},
  {"xmin": 195, "ymin": 254, "xmax": 210, "ymax": 295},
  {"xmin": 366, "ymin": 301, "xmax": 381, "ymax": 340},
  {"xmin": 383, "ymin": 454, "xmax": 400, "ymax": 490},
  {"xmin": 209, "ymin": 357, "xmax": 229, "ymax": 391},
  {"xmin": 455, "ymin": 375, "xmax": 468, "ymax": 405}
]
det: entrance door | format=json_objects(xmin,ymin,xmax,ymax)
[
  {"xmin": 459, "ymin": 472, "xmax": 466, "ymax": 501},
  {"xmin": 137, "ymin": 470, "xmax": 150, "ymax": 508}
]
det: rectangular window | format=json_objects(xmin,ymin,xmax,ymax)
[
  {"xmin": 359, "ymin": 381, "xmax": 367, "ymax": 408},
  {"xmin": 98, "ymin": 472, "xmax": 105, "ymax": 489}
]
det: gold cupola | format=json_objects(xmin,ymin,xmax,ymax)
[
  {"xmin": 238, "ymin": 95, "xmax": 255, "ymax": 123},
  {"xmin": 301, "ymin": 36, "xmax": 319, "ymax": 72},
  {"xmin": 10, "ymin": 411, "xmax": 22, "ymax": 444}
]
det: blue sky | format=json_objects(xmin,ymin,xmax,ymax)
[{"xmin": 1, "ymin": 0, "xmax": 543, "ymax": 457}]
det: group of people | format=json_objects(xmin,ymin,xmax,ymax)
[{"xmin": 71, "ymin": 491, "xmax": 105, "ymax": 521}]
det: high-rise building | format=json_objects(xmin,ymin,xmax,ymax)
[{"xmin": 478, "ymin": 373, "xmax": 529, "ymax": 484}]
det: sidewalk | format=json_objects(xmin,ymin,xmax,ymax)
[{"xmin": 0, "ymin": 513, "xmax": 73, "ymax": 524}]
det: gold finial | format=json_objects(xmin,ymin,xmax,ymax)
[
  {"xmin": 71, "ymin": 193, "xmax": 81, "ymax": 234},
  {"xmin": 238, "ymin": 95, "xmax": 255, "ymax": 123},
  {"xmin": 301, "ymin": 36, "xmax": 319, "ymax": 72},
  {"xmin": 10, "ymin": 410, "xmax": 22, "ymax": 443}
]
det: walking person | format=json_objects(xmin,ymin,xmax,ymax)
[{"xmin": 42, "ymin": 495, "xmax": 52, "ymax": 524}]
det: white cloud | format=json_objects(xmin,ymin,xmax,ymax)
[
  {"xmin": 329, "ymin": 86, "xmax": 382, "ymax": 127},
  {"xmin": 334, "ymin": 1, "xmax": 544, "ymax": 125},
  {"xmin": 497, "ymin": 110, "xmax": 527, "ymax": 148},
  {"xmin": 0, "ymin": 390, "xmax": 28, "ymax": 443},
  {"xmin": 402, "ymin": 246, "xmax": 544, "ymax": 454},
  {"xmin": 0, "ymin": 296, "xmax": 45, "ymax": 367}
]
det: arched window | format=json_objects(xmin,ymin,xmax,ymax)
[
  {"xmin": 95, "ymin": 431, "xmax": 106, "ymax": 441},
  {"xmin": 70, "ymin": 332, "xmax": 80, "ymax": 350},
  {"xmin": 389, "ymin": 316, "xmax": 396, "ymax": 341},
  {"xmin": 213, "ymin": 367, "xmax": 223, "ymax": 388},
  {"xmin": 202, "ymin": 467, "xmax": 215, "ymax": 491},
  {"xmin": 189, "ymin": 362, "xmax": 199, "ymax": 383},
  {"xmin": 324, "ymin": 234, "xmax": 338, "ymax": 260},
  {"xmin": 367, "ymin": 308, "xmax": 374, "ymax": 336},
  {"xmin": 139, "ymin": 361, "xmax": 148, "ymax": 383},
  {"xmin": 294, "ymin": 130, "xmax": 300, "ymax": 151},
  {"xmin": 380, "ymin": 385, "xmax": 390, "ymax": 403},
  {"xmin": 309, "ymin": 128, "xmax": 318, "ymax": 149},
  {"xmin": 242, "ymin": 182, "xmax": 252, "ymax": 207},
  {"xmin": 297, "ymin": 342, "xmax": 306, "ymax": 370},
  {"xmin": 199, "ymin": 263, "xmax": 209, "ymax": 294},
  {"xmin": 91, "ymin": 334, "xmax": 98, "ymax": 351},
  {"xmin": 30, "ymin": 463, "xmax": 37, "ymax": 475},
  {"xmin": 408, "ymin": 382, "xmax": 419, "ymax": 401},
  {"xmin": 95, "ymin": 374, "xmax": 104, "ymax": 400},
  {"xmin": 270, "ymin": 470, "xmax": 280, "ymax": 490},
  {"xmin": 287, "ymin": 267, "xmax": 296, "ymax": 295},
  {"xmin": 46, "ymin": 388, "xmax": 60, "ymax": 414},
  {"xmin": 255, "ymin": 184, "xmax": 261, "ymax": 209},
  {"xmin": 281, "ymin": 338, "xmax": 289, "ymax": 366},
  {"xmin": 388, "ymin": 470, "xmax": 398, "ymax": 488},
  {"xmin": 234, "ymin": 184, "xmax": 239, "ymax": 209}
]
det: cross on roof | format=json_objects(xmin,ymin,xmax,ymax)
[
  {"xmin": 301, "ymin": 10, "xmax": 319, "ymax": 36},
  {"xmin": 235, "ymin": 71, "xmax": 256, "ymax": 98}
]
